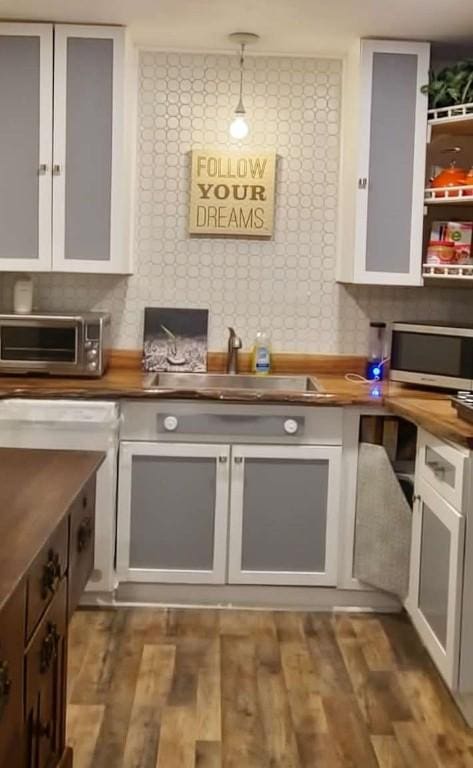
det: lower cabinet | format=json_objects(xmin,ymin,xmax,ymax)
[
  {"xmin": 228, "ymin": 444, "xmax": 341, "ymax": 586},
  {"xmin": 0, "ymin": 586, "xmax": 25, "ymax": 768},
  {"xmin": 117, "ymin": 442, "xmax": 231, "ymax": 584},
  {"xmin": 25, "ymin": 580, "xmax": 67, "ymax": 768},
  {"xmin": 407, "ymin": 477, "xmax": 465, "ymax": 687},
  {"xmin": 117, "ymin": 441, "xmax": 341, "ymax": 587},
  {"xmin": 0, "ymin": 463, "xmax": 98, "ymax": 768}
]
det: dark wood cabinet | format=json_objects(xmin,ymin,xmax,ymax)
[
  {"xmin": 26, "ymin": 579, "xmax": 67, "ymax": 768},
  {"xmin": 26, "ymin": 519, "xmax": 69, "ymax": 642},
  {"xmin": 68, "ymin": 477, "xmax": 96, "ymax": 621},
  {"xmin": 0, "ymin": 585, "xmax": 25, "ymax": 768},
  {"xmin": 0, "ymin": 448, "xmax": 103, "ymax": 768}
]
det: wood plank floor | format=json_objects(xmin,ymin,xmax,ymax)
[{"xmin": 67, "ymin": 608, "xmax": 473, "ymax": 768}]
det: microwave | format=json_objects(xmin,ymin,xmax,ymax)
[
  {"xmin": 390, "ymin": 322, "xmax": 473, "ymax": 390},
  {"xmin": 0, "ymin": 312, "xmax": 111, "ymax": 377}
]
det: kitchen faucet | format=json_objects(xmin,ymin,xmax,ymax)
[{"xmin": 226, "ymin": 327, "xmax": 242, "ymax": 374}]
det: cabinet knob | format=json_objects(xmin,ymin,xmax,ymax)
[
  {"xmin": 52, "ymin": 164, "xmax": 62, "ymax": 176},
  {"xmin": 163, "ymin": 416, "xmax": 178, "ymax": 432},
  {"xmin": 41, "ymin": 549, "xmax": 61, "ymax": 599},
  {"xmin": 77, "ymin": 516, "xmax": 93, "ymax": 553},
  {"xmin": 234, "ymin": 456, "xmax": 243, "ymax": 464},
  {"xmin": 0, "ymin": 661, "xmax": 12, "ymax": 720},
  {"xmin": 218, "ymin": 456, "xmax": 228, "ymax": 464},
  {"xmin": 36, "ymin": 720, "xmax": 51, "ymax": 740},
  {"xmin": 358, "ymin": 177, "xmax": 368, "ymax": 189},
  {"xmin": 40, "ymin": 622, "xmax": 60, "ymax": 674},
  {"xmin": 284, "ymin": 418, "xmax": 299, "ymax": 435},
  {"xmin": 38, "ymin": 163, "xmax": 48, "ymax": 175}
]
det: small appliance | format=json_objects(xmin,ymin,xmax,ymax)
[
  {"xmin": 13, "ymin": 276, "xmax": 33, "ymax": 314},
  {"xmin": 390, "ymin": 321, "xmax": 473, "ymax": 390},
  {"xmin": 0, "ymin": 312, "xmax": 111, "ymax": 377},
  {"xmin": 366, "ymin": 322, "xmax": 387, "ymax": 381}
]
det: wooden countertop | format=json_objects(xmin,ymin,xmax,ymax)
[
  {"xmin": 0, "ymin": 358, "xmax": 470, "ymax": 448},
  {"xmin": 0, "ymin": 448, "xmax": 104, "ymax": 611}
]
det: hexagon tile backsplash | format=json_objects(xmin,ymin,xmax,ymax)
[{"xmin": 1, "ymin": 50, "xmax": 472, "ymax": 355}]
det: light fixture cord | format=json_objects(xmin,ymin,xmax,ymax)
[{"xmin": 236, "ymin": 43, "xmax": 246, "ymax": 114}]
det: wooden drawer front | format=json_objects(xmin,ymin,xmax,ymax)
[
  {"xmin": 417, "ymin": 430, "xmax": 466, "ymax": 512},
  {"xmin": 68, "ymin": 476, "xmax": 96, "ymax": 619},
  {"xmin": 0, "ymin": 584, "xmax": 26, "ymax": 768},
  {"xmin": 26, "ymin": 578, "xmax": 67, "ymax": 768},
  {"xmin": 26, "ymin": 517, "xmax": 68, "ymax": 641}
]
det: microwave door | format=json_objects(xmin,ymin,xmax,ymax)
[
  {"xmin": 391, "ymin": 330, "xmax": 473, "ymax": 389},
  {"xmin": 0, "ymin": 320, "xmax": 79, "ymax": 372}
]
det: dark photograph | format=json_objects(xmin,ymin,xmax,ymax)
[{"xmin": 142, "ymin": 307, "xmax": 209, "ymax": 372}]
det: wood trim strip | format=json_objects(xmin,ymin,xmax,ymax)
[{"xmin": 109, "ymin": 349, "xmax": 367, "ymax": 376}]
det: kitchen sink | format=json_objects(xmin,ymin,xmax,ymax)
[{"xmin": 145, "ymin": 372, "xmax": 324, "ymax": 393}]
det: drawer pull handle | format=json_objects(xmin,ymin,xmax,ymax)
[
  {"xmin": 427, "ymin": 461, "xmax": 446, "ymax": 478},
  {"xmin": 40, "ymin": 622, "xmax": 60, "ymax": 674},
  {"xmin": 36, "ymin": 720, "xmax": 51, "ymax": 739},
  {"xmin": 41, "ymin": 549, "xmax": 62, "ymax": 599},
  {"xmin": 0, "ymin": 661, "xmax": 12, "ymax": 719},
  {"xmin": 77, "ymin": 516, "xmax": 93, "ymax": 553}
]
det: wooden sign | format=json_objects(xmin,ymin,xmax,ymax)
[{"xmin": 189, "ymin": 149, "xmax": 276, "ymax": 237}]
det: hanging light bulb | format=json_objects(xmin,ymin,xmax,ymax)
[
  {"xmin": 230, "ymin": 114, "xmax": 249, "ymax": 140},
  {"xmin": 228, "ymin": 33, "xmax": 259, "ymax": 140}
]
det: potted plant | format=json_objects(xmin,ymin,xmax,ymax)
[{"xmin": 421, "ymin": 60, "xmax": 473, "ymax": 109}]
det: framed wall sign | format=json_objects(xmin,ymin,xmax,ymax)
[{"xmin": 189, "ymin": 149, "xmax": 276, "ymax": 237}]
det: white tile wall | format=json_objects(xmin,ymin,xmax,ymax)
[{"xmin": 1, "ymin": 50, "xmax": 472, "ymax": 355}]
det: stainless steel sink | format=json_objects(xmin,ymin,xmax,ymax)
[{"xmin": 145, "ymin": 372, "xmax": 323, "ymax": 393}]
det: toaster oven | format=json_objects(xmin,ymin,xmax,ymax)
[{"xmin": 0, "ymin": 312, "xmax": 111, "ymax": 377}]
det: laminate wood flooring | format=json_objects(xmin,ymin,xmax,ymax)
[{"xmin": 66, "ymin": 609, "xmax": 473, "ymax": 768}]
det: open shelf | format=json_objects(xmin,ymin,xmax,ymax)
[
  {"xmin": 422, "ymin": 263, "xmax": 473, "ymax": 281},
  {"xmin": 424, "ymin": 186, "xmax": 473, "ymax": 204}
]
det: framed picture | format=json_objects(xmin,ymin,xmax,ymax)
[{"xmin": 142, "ymin": 307, "xmax": 209, "ymax": 373}]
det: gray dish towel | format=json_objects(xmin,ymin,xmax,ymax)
[{"xmin": 353, "ymin": 442, "xmax": 412, "ymax": 598}]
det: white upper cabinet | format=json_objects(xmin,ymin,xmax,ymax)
[
  {"xmin": 337, "ymin": 39, "xmax": 430, "ymax": 285},
  {"xmin": 0, "ymin": 23, "xmax": 131, "ymax": 274},
  {"xmin": 0, "ymin": 24, "xmax": 53, "ymax": 272},
  {"xmin": 52, "ymin": 26, "xmax": 130, "ymax": 273}
]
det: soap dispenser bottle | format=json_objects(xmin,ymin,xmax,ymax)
[{"xmin": 252, "ymin": 331, "xmax": 271, "ymax": 375}]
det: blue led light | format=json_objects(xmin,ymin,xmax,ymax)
[{"xmin": 373, "ymin": 366, "xmax": 381, "ymax": 377}]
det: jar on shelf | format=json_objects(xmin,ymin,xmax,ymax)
[
  {"xmin": 430, "ymin": 160, "xmax": 467, "ymax": 198},
  {"xmin": 426, "ymin": 240, "xmax": 457, "ymax": 264}
]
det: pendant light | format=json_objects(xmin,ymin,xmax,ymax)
[{"xmin": 228, "ymin": 32, "xmax": 259, "ymax": 140}]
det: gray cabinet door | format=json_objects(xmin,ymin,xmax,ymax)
[
  {"xmin": 52, "ymin": 26, "xmax": 129, "ymax": 274},
  {"xmin": 408, "ymin": 477, "xmax": 465, "ymax": 687},
  {"xmin": 228, "ymin": 445, "xmax": 341, "ymax": 585},
  {"xmin": 355, "ymin": 40, "xmax": 429, "ymax": 285},
  {"xmin": 117, "ymin": 441, "xmax": 230, "ymax": 584},
  {"xmin": 0, "ymin": 23, "xmax": 53, "ymax": 271}
]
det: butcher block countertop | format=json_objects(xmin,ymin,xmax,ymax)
[
  {"xmin": 0, "ymin": 351, "xmax": 470, "ymax": 448},
  {"xmin": 0, "ymin": 448, "xmax": 104, "ymax": 611}
]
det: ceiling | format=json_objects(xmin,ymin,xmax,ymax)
[{"xmin": 1, "ymin": 0, "xmax": 472, "ymax": 56}]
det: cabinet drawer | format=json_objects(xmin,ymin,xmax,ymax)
[
  {"xmin": 68, "ymin": 476, "xmax": 96, "ymax": 618},
  {"xmin": 0, "ymin": 584, "xmax": 26, "ymax": 768},
  {"xmin": 417, "ymin": 430, "xmax": 466, "ymax": 511},
  {"xmin": 26, "ymin": 517, "xmax": 68, "ymax": 641},
  {"xmin": 25, "ymin": 578, "xmax": 67, "ymax": 768}
]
